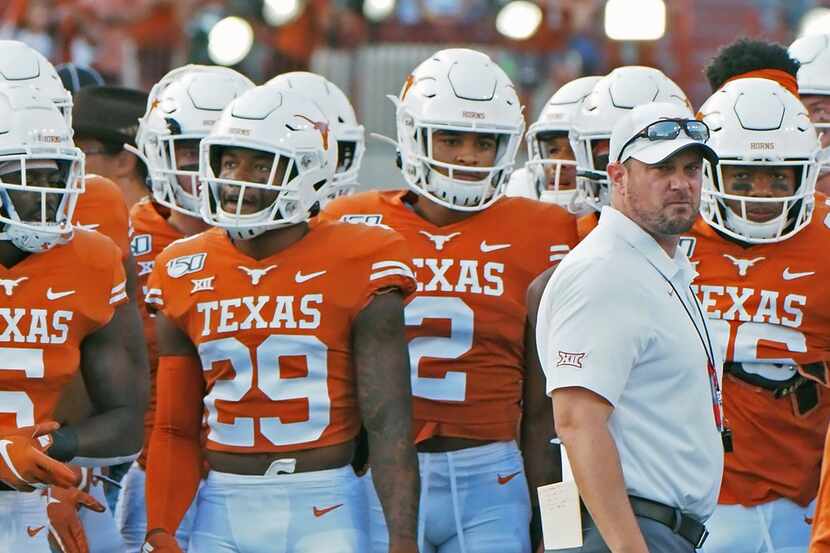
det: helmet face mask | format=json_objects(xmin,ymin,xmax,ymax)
[
  {"xmin": 0, "ymin": 87, "xmax": 85, "ymax": 253},
  {"xmin": 699, "ymin": 78, "xmax": 821, "ymax": 243},
  {"xmin": 525, "ymin": 131, "xmax": 579, "ymax": 207},
  {"xmin": 136, "ymin": 66, "xmax": 254, "ymax": 218},
  {"xmin": 394, "ymin": 49, "xmax": 525, "ymax": 212},
  {"xmin": 198, "ymin": 87, "xmax": 337, "ymax": 240}
]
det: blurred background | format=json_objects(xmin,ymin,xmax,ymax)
[{"xmin": 2, "ymin": 0, "xmax": 828, "ymax": 185}]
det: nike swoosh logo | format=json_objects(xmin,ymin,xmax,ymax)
[
  {"xmin": 497, "ymin": 471, "xmax": 521, "ymax": 485},
  {"xmin": 47, "ymin": 288, "xmax": 76, "ymax": 300},
  {"xmin": 313, "ymin": 503, "xmax": 343, "ymax": 517},
  {"xmin": 295, "ymin": 270, "xmax": 327, "ymax": 283},
  {"xmin": 27, "ymin": 525, "xmax": 45, "ymax": 537},
  {"xmin": 782, "ymin": 268, "xmax": 815, "ymax": 280},
  {"xmin": 480, "ymin": 241, "xmax": 511, "ymax": 253}
]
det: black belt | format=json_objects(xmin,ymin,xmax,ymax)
[
  {"xmin": 629, "ymin": 496, "xmax": 709, "ymax": 549},
  {"xmin": 581, "ymin": 495, "xmax": 708, "ymax": 549}
]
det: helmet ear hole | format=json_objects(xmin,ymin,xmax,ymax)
[{"xmin": 395, "ymin": 151, "xmax": 403, "ymax": 169}]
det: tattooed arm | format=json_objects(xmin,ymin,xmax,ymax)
[{"xmin": 353, "ymin": 291, "xmax": 420, "ymax": 553}]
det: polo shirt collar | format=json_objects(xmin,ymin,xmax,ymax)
[{"xmin": 599, "ymin": 206, "xmax": 695, "ymax": 285}]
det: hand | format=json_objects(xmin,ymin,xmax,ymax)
[
  {"xmin": 0, "ymin": 421, "xmax": 80, "ymax": 491},
  {"xmin": 45, "ymin": 471, "xmax": 106, "ymax": 553},
  {"xmin": 142, "ymin": 529, "xmax": 184, "ymax": 553}
]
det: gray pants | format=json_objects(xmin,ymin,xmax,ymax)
[{"xmin": 554, "ymin": 516, "xmax": 696, "ymax": 553}]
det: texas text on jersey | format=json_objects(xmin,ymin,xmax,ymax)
[
  {"xmin": 684, "ymin": 197, "xmax": 830, "ymax": 508},
  {"xmin": 145, "ymin": 219, "xmax": 416, "ymax": 453},
  {"xmin": 322, "ymin": 190, "xmax": 579, "ymax": 443},
  {"xmin": 0, "ymin": 229, "xmax": 127, "ymax": 433}
]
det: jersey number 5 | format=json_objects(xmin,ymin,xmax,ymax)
[{"xmin": 0, "ymin": 348, "xmax": 44, "ymax": 428}]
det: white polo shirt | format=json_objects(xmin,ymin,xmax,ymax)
[{"xmin": 536, "ymin": 206, "xmax": 724, "ymax": 522}]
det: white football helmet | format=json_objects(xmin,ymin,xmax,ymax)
[
  {"xmin": 698, "ymin": 78, "xmax": 820, "ymax": 243},
  {"xmin": 392, "ymin": 48, "xmax": 524, "ymax": 211},
  {"xmin": 570, "ymin": 66, "xmax": 692, "ymax": 212},
  {"xmin": 0, "ymin": 41, "xmax": 73, "ymax": 126},
  {"xmin": 135, "ymin": 65, "xmax": 253, "ymax": 217},
  {"xmin": 0, "ymin": 85, "xmax": 85, "ymax": 252},
  {"xmin": 525, "ymin": 75, "xmax": 601, "ymax": 208},
  {"xmin": 789, "ymin": 33, "xmax": 830, "ymax": 177},
  {"xmin": 199, "ymin": 86, "xmax": 336, "ymax": 239},
  {"xmin": 266, "ymin": 72, "xmax": 365, "ymax": 202}
]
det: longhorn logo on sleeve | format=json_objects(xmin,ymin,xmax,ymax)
[{"xmin": 557, "ymin": 351, "xmax": 586, "ymax": 369}]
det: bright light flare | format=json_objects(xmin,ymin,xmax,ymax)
[
  {"xmin": 604, "ymin": 0, "xmax": 666, "ymax": 41},
  {"xmin": 363, "ymin": 0, "xmax": 396, "ymax": 22},
  {"xmin": 496, "ymin": 1, "xmax": 543, "ymax": 41},
  {"xmin": 264, "ymin": 0, "xmax": 304, "ymax": 26},
  {"xmin": 207, "ymin": 17, "xmax": 254, "ymax": 67}
]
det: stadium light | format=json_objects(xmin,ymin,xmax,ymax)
[
  {"xmin": 604, "ymin": 0, "xmax": 666, "ymax": 41},
  {"xmin": 363, "ymin": 0, "xmax": 396, "ymax": 22},
  {"xmin": 207, "ymin": 16, "xmax": 254, "ymax": 66},
  {"xmin": 496, "ymin": 1, "xmax": 543, "ymax": 41},
  {"xmin": 264, "ymin": 0, "xmax": 305, "ymax": 26},
  {"xmin": 798, "ymin": 7, "xmax": 830, "ymax": 38}
]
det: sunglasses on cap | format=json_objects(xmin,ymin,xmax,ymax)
[{"xmin": 618, "ymin": 119, "xmax": 711, "ymax": 163}]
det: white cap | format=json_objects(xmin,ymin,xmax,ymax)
[{"xmin": 609, "ymin": 102, "xmax": 717, "ymax": 165}]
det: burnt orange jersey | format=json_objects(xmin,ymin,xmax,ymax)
[
  {"xmin": 686, "ymin": 200, "xmax": 830, "ymax": 507},
  {"xmin": 322, "ymin": 190, "xmax": 579, "ymax": 443},
  {"xmin": 145, "ymin": 220, "xmax": 416, "ymax": 454},
  {"xmin": 811, "ymin": 430, "xmax": 830, "ymax": 551},
  {"xmin": 73, "ymin": 175, "xmax": 132, "ymax": 260},
  {"xmin": 577, "ymin": 211, "xmax": 599, "ymax": 241},
  {"xmin": 0, "ymin": 229, "xmax": 128, "ymax": 433},
  {"xmin": 129, "ymin": 198, "xmax": 185, "ymax": 468}
]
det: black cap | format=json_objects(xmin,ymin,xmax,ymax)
[
  {"xmin": 72, "ymin": 86, "xmax": 148, "ymax": 147},
  {"xmin": 55, "ymin": 63, "xmax": 105, "ymax": 93}
]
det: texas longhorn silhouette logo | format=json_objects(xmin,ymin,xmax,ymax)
[{"xmin": 295, "ymin": 114, "xmax": 330, "ymax": 149}]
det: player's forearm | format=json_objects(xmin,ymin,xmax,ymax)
[
  {"xmin": 63, "ymin": 405, "xmax": 143, "ymax": 465},
  {"xmin": 145, "ymin": 426, "xmax": 202, "ymax": 534},
  {"xmin": 520, "ymin": 411, "xmax": 561, "ymax": 549},
  {"xmin": 367, "ymin": 420, "xmax": 420, "ymax": 543},
  {"xmin": 557, "ymin": 420, "xmax": 647, "ymax": 553}
]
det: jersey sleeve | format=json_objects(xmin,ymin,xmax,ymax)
[
  {"xmin": 539, "ymin": 257, "xmax": 649, "ymax": 404},
  {"xmin": 360, "ymin": 229, "xmax": 417, "ymax": 309}
]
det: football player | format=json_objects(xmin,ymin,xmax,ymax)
[
  {"xmin": 0, "ymin": 41, "xmax": 147, "ymax": 553},
  {"xmin": 789, "ymin": 33, "xmax": 830, "ymax": 195},
  {"xmin": 505, "ymin": 75, "xmax": 600, "ymax": 212},
  {"xmin": 322, "ymin": 48, "xmax": 578, "ymax": 553},
  {"xmin": 115, "ymin": 64, "xmax": 253, "ymax": 553},
  {"xmin": 266, "ymin": 72, "xmax": 366, "ymax": 204},
  {"xmin": 687, "ymin": 78, "xmax": 828, "ymax": 553},
  {"xmin": 705, "ymin": 37, "xmax": 800, "ymax": 96},
  {"xmin": 142, "ymin": 86, "xmax": 420, "ymax": 553},
  {"xmin": 0, "ymin": 85, "xmax": 146, "ymax": 551}
]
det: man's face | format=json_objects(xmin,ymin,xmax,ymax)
[
  {"xmin": 3, "ymin": 167, "xmax": 66, "ymax": 223},
  {"xmin": 173, "ymin": 139, "xmax": 200, "ymax": 194},
  {"xmin": 538, "ymin": 134, "xmax": 576, "ymax": 190},
  {"xmin": 721, "ymin": 165, "xmax": 798, "ymax": 223},
  {"xmin": 75, "ymin": 137, "xmax": 120, "ymax": 179},
  {"xmin": 217, "ymin": 147, "xmax": 283, "ymax": 215},
  {"xmin": 617, "ymin": 149, "xmax": 703, "ymax": 236},
  {"xmin": 431, "ymin": 130, "xmax": 499, "ymax": 182},
  {"xmin": 802, "ymin": 95, "xmax": 830, "ymax": 149}
]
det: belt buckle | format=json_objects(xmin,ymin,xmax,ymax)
[{"xmin": 695, "ymin": 528, "xmax": 709, "ymax": 549}]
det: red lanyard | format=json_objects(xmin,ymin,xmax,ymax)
[{"xmin": 664, "ymin": 276, "xmax": 732, "ymax": 452}]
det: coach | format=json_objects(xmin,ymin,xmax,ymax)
[{"xmin": 536, "ymin": 102, "xmax": 725, "ymax": 552}]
